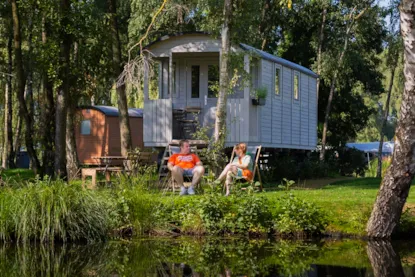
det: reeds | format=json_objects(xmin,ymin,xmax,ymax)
[{"xmin": 0, "ymin": 178, "xmax": 113, "ymax": 242}]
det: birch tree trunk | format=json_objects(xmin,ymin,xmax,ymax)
[
  {"xmin": 2, "ymin": 27, "xmax": 15, "ymax": 169},
  {"xmin": 108, "ymin": 0, "xmax": 132, "ymax": 157},
  {"xmin": 11, "ymin": 0, "xmax": 40, "ymax": 175},
  {"xmin": 54, "ymin": 0, "xmax": 71, "ymax": 178},
  {"xmin": 377, "ymin": 63, "xmax": 397, "ymax": 178},
  {"xmin": 214, "ymin": 0, "xmax": 232, "ymax": 143},
  {"xmin": 41, "ymin": 15, "xmax": 55, "ymax": 176},
  {"xmin": 367, "ymin": 240, "xmax": 405, "ymax": 277},
  {"xmin": 366, "ymin": 0, "xmax": 415, "ymax": 238}
]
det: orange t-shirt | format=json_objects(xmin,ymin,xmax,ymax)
[
  {"xmin": 168, "ymin": 153, "xmax": 201, "ymax": 169},
  {"xmin": 238, "ymin": 157, "xmax": 253, "ymax": 181}
]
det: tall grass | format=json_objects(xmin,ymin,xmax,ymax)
[{"xmin": 0, "ymin": 178, "xmax": 114, "ymax": 242}]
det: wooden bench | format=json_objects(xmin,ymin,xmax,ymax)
[{"xmin": 81, "ymin": 166, "xmax": 123, "ymax": 189}]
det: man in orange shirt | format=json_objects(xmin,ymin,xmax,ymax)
[{"xmin": 167, "ymin": 139, "xmax": 205, "ymax": 195}]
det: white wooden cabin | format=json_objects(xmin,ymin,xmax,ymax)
[{"xmin": 142, "ymin": 33, "xmax": 318, "ymax": 150}]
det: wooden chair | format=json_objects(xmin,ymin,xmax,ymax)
[{"xmin": 229, "ymin": 145, "xmax": 263, "ymax": 191}]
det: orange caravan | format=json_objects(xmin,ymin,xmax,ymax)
[{"xmin": 75, "ymin": 106, "xmax": 144, "ymax": 165}]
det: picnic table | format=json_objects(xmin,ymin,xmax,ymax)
[{"xmin": 82, "ymin": 152, "xmax": 157, "ymax": 189}]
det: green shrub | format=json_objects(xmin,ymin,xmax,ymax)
[
  {"xmin": 273, "ymin": 193, "xmax": 328, "ymax": 234},
  {"xmin": 0, "ymin": 178, "xmax": 114, "ymax": 242}
]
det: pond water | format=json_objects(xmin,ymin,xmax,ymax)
[{"xmin": 1, "ymin": 238, "xmax": 415, "ymax": 276}]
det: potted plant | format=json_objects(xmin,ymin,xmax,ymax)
[{"xmin": 251, "ymin": 87, "xmax": 267, "ymax": 106}]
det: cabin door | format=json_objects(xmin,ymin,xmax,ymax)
[{"xmin": 185, "ymin": 59, "xmax": 219, "ymax": 131}]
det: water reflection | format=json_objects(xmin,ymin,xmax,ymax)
[{"xmin": 0, "ymin": 238, "xmax": 414, "ymax": 276}]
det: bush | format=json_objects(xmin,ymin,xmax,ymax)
[{"xmin": 272, "ymin": 193, "xmax": 328, "ymax": 235}]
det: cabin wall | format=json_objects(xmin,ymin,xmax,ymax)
[
  {"xmin": 148, "ymin": 35, "xmax": 222, "ymax": 57},
  {"xmin": 258, "ymin": 59, "xmax": 318, "ymax": 150},
  {"xmin": 75, "ymin": 109, "xmax": 106, "ymax": 165},
  {"xmin": 75, "ymin": 109, "xmax": 144, "ymax": 164}
]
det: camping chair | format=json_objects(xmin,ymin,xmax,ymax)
[
  {"xmin": 164, "ymin": 145, "xmax": 202, "ymax": 193},
  {"xmin": 229, "ymin": 145, "xmax": 263, "ymax": 191}
]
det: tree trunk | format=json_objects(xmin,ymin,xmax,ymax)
[
  {"xmin": 41, "ymin": 15, "xmax": 55, "ymax": 176},
  {"xmin": 316, "ymin": 5, "xmax": 327, "ymax": 98},
  {"xmin": 2, "ymin": 27, "xmax": 15, "ymax": 169},
  {"xmin": 214, "ymin": 0, "xmax": 232, "ymax": 143},
  {"xmin": 54, "ymin": 0, "xmax": 71, "ymax": 179},
  {"xmin": 319, "ymin": 22, "xmax": 352, "ymax": 161},
  {"xmin": 11, "ymin": 0, "xmax": 40, "ymax": 175},
  {"xmin": 108, "ymin": 0, "xmax": 132, "ymax": 157},
  {"xmin": 366, "ymin": 0, "xmax": 415, "ymax": 238},
  {"xmin": 259, "ymin": 0, "xmax": 271, "ymax": 50},
  {"xmin": 66, "ymin": 102, "xmax": 80, "ymax": 180},
  {"xmin": 66, "ymin": 42, "xmax": 80, "ymax": 180},
  {"xmin": 26, "ymin": 15, "xmax": 35, "ymax": 136},
  {"xmin": 367, "ymin": 240, "xmax": 405, "ymax": 277},
  {"xmin": 377, "ymin": 64, "xmax": 397, "ymax": 178},
  {"xmin": 13, "ymin": 114, "xmax": 21, "ymax": 165}
]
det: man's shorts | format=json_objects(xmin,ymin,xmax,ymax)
[{"xmin": 183, "ymin": 168, "xmax": 194, "ymax": 177}]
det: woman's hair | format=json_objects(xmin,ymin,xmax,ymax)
[{"xmin": 235, "ymin": 143, "xmax": 247, "ymax": 154}]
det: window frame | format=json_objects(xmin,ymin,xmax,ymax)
[
  {"xmin": 274, "ymin": 64, "xmax": 282, "ymax": 97},
  {"xmin": 80, "ymin": 119, "xmax": 91, "ymax": 135},
  {"xmin": 293, "ymin": 71, "xmax": 300, "ymax": 101}
]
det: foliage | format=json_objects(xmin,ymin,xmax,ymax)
[
  {"xmin": 0, "ymin": 177, "xmax": 114, "ymax": 242},
  {"xmin": 272, "ymin": 193, "xmax": 328, "ymax": 234},
  {"xmin": 252, "ymin": 86, "xmax": 268, "ymax": 99},
  {"xmin": 365, "ymin": 157, "xmax": 392, "ymax": 178}
]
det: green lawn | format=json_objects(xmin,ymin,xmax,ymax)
[{"xmin": 263, "ymin": 178, "xmax": 415, "ymax": 236}]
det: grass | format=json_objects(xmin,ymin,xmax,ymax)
[
  {"xmin": 1, "ymin": 169, "xmax": 415, "ymax": 240},
  {"xmin": 263, "ymin": 178, "xmax": 415, "ymax": 236}
]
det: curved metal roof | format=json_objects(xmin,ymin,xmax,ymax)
[
  {"xmin": 239, "ymin": 44, "xmax": 319, "ymax": 78},
  {"xmin": 144, "ymin": 32, "xmax": 318, "ymax": 78},
  {"xmin": 81, "ymin": 106, "xmax": 143, "ymax": 118}
]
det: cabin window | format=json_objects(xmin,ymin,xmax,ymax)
[
  {"xmin": 81, "ymin": 120, "xmax": 91, "ymax": 135},
  {"xmin": 191, "ymin": 65, "xmax": 200, "ymax": 98},
  {"xmin": 275, "ymin": 65, "xmax": 281, "ymax": 95},
  {"xmin": 293, "ymin": 72, "xmax": 300, "ymax": 100},
  {"xmin": 149, "ymin": 62, "xmax": 160, "ymax": 100},
  {"xmin": 208, "ymin": 65, "xmax": 219, "ymax": 98}
]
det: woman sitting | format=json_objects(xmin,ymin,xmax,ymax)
[{"xmin": 214, "ymin": 143, "xmax": 253, "ymax": 196}]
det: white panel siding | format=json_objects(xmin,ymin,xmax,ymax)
[
  {"xmin": 143, "ymin": 99, "xmax": 172, "ymax": 146},
  {"xmin": 291, "ymin": 71, "xmax": 301, "ymax": 145},
  {"xmin": 308, "ymin": 76, "xmax": 318, "ymax": 147},
  {"xmin": 148, "ymin": 35, "xmax": 222, "ymax": 57},
  {"xmin": 300, "ymin": 73, "xmax": 309, "ymax": 146},
  {"xmin": 260, "ymin": 60, "xmax": 273, "ymax": 143},
  {"xmin": 282, "ymin": 66, "xmax": 292, "ymax": 144}
]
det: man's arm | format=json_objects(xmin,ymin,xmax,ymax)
[{"xmin": 167, "ymin": 162, "xmax": 174, "ymax": 171}]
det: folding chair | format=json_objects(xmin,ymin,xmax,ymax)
[
  {"xmin": 164, "ymin": 145, "xmax": 200, "ymax": 193},
  {"xmin": 229, "ymin": 145, "xmax": 263, "ymax": 191}
]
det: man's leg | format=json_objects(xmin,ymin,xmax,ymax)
[
  {"xmin": 172, "ymin": 166, "xmax": 186, "ymax": 195},
  {"xmin": 189, "ymin": 166, "xmax": 205, "ymax": 194}
]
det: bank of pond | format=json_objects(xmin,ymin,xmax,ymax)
[
  {"xmin": 1, "ymin": 175, "xmax": 415, "ymax": 242},
  {"xmin": 1, "ymin": 238, "xmax": 415, "ymax": 276}
]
